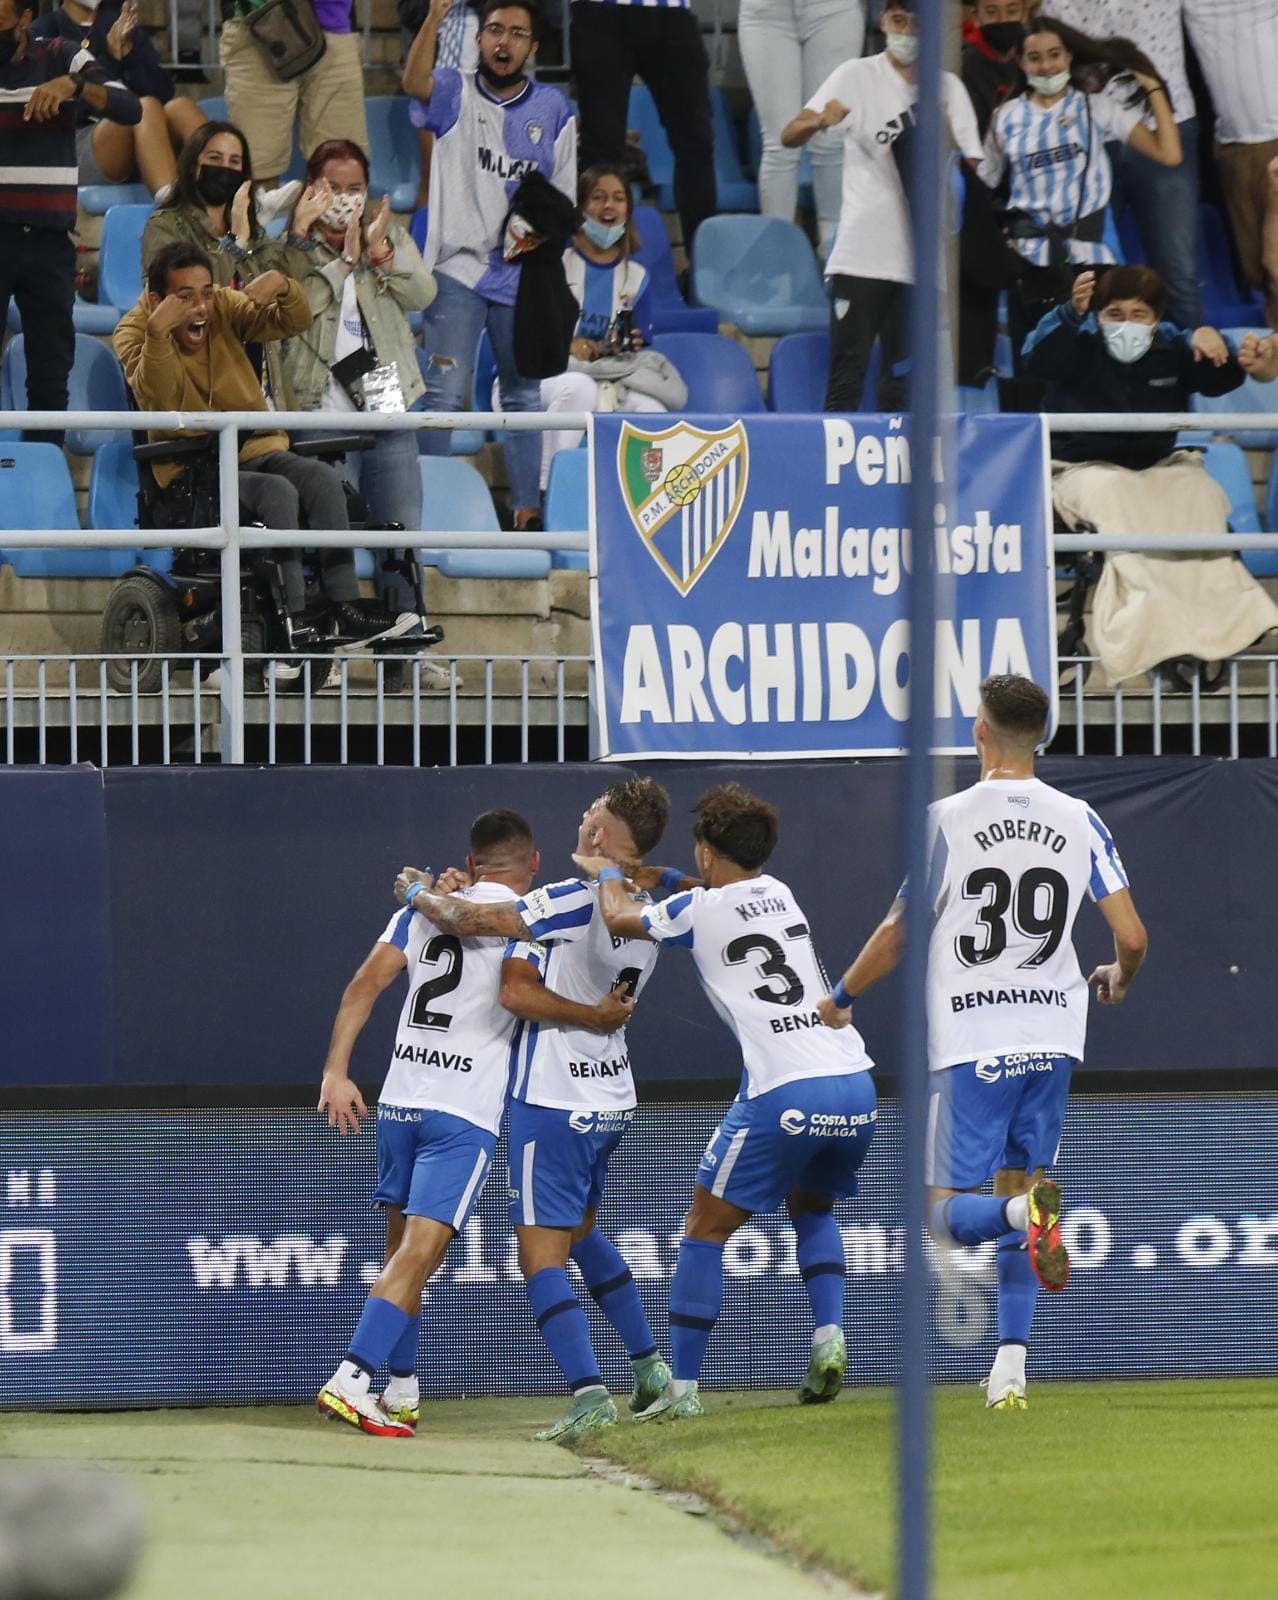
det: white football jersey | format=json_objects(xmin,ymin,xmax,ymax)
[
  {"xmin": 506, "ymin": 878, "xmax": 659, "ymax": 1112},
  {"xmin": 376, "ymin": 882, "xmax": 521, "ymax": 1133},
  {"xmin": 641, "ymin": 874, "xmax": 874, "ymax": 1099},
  {"xmin": 922, "ymin": 777, "xmax": 1129, "ymax": 1071}
]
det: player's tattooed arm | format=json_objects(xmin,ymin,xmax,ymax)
[
  {"xmin": 394, "ymin": 869, "xmax": 534, "ymax": 939},
  {"xmin": 571, "ymin": 854, "xmax": 653, "ymax": 941},
  {"xmin": 500, "ymin": 957, "xmax": 636, "ymax": 1033},
  {"xmin": 816, "ymin": 895, "xmax": 906, "ymax": 1028}
]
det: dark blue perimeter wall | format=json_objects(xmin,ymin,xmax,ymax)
[{"xmin": 1, "ymin": 757, "xmax": 1276, "ymax": 1092}]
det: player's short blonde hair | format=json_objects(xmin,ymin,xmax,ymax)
[{"xmin": 600, "ymin": 777, "xmax": 670, "ymax": 856}]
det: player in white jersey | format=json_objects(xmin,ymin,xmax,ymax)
[
  {"xmin": 395, "ymin": 778, "xmax": 674, "ymax": 1444},
  {"xmin": 819, "ymin": 675, "xmax": 1148, "ymax": 1410},
  {"xmin": 314, "ymin": 809, "xmax": 632, "ymax": 1437},
  {"xmin": 574, "ymin": 783, "xmax": 878, "ymax": 1422}
]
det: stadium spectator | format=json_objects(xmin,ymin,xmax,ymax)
[
  {"xmin": 398, "ymin": 0, "xmax": 477, "ymax": 212},
  {"xmin": 403, "ymin": 0, "xmax": 574, "ymax": 531},
  {"xmin": 29, "ymin": 0, "xmax": 206, "ymax": 197},
  {"xmin": 570, "ymin": 0, "xmax": 716, "ymax": 256},
  {"xmin": 738, "ymin": 0, "xmax": 867, "ymax": 254},
  {"xmin": 979, "ymin": 17, "xmax": 1180, "ymax": 388},
  {"xmin": 0, "ymin": 0, "xmax": 139, "ymax": 443},
  {"xmin": 1239, "ymin": 329, "xmax": 1278, "ymax": 380},
  {"xmin": 219, "ymin": 0, "xmax": 368, "ymax": 188},
  {"xmin": 275, "ymin": 139, "xmax": 439, "ymax": 635},
  {"xmin": 143, "ymin": 121, "xmax": 330, "ymax": 405},
  {"xmin": 1184, "ymin": 0, "xmax": 1278, "ymax": 328},
  {"xmin": 1049, "ymin": 1, "xmax": 1202, "ymax": 330},
  {"xmin": 114, "ymin": 241, "xmax": 398, "ymax": 654},
  {"xmin": 958, "ymin": 0, "xmax": 1029, "ymax": 385},
  {"xmin": 781, "ymin": 0, "xmax": 982, "ymax": 412},
  {"xmin": 537, "ymin": 169, "xmax": 686, "ymax": 486},
  {"xmin": 1022, "ymin": 264, "xmax": 1278, "ymax": 686}
]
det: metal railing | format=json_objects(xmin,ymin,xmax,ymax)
[{"xmin": 3, "ymin": 408, "xmax": 1278, "ymax": 765}]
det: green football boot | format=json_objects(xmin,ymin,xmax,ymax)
[
  {"xmin": 633, "ymin": 1382, "xmax": 706, "ymax": 1423},
  {"xmin": 799, "ymin": 1328, "xmax": 847, "ymax": 1405},
  {"xmin": 534, "ymin": 1390, "xmax": 618, "ymax": 1444},
  {"xmin": 628, "ymin": 1352, "xmax": 673, "ymax": 1415}
]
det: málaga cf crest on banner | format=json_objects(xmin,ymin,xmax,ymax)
[{"xmin": 617, "ymin": 420, "xmax": 749, "ymax": 597}]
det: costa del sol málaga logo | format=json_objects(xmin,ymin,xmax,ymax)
[{"xmin": 616, "ymin": 419, "xmax": 749, "ymax": 596}]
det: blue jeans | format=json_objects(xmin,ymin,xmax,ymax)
[
  {"xmin": 343, "ymin": 428, "xmax": 423, "ymax": 614},
  {"xmin": 1108, "ymin": 117, "xmax": 1201, "ymax": 330},
  {"xmin": 417, "ymin": 270, "xmax": 542, "ymax": 513}
]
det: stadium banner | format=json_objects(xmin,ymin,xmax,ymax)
[
  {"xmin": 588, "ymin": 412, "xmax": 1056, "ymax": 760},
  {"xmin": 3, "ymin": 1096, "xmax": 1275, "ymax": 1409}
]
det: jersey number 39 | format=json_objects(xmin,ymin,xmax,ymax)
[{"xmin": 956, "ymin": 867, "xmax": 1069, "ymax": 968}]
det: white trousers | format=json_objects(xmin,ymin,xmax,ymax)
[
  {"xmin": 738, "ymin": 0, "xmax": 866, "ymax": 252},
  {"xmin": 537, "ymin": 371, "xmax": 666, "ymax": 489}
]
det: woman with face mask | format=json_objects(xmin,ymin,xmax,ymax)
[
  {"xmin": 273, "ymin": 139, "xmax": 443, "ymax": 662},
  {"xmin": 1020, "ymin": 264, "xmax": 1278, "ymax": 689},
  {"xmin": 534, "ymin": 166, "xmax": 686, "ymax": 487},
  {"xmin": 978, "ymin": 16, "xmax": 1181, "ymax": 391}
]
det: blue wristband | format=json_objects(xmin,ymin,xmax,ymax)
[
  {"xmin": 597, "ymin": 866, "xmax": 624, "ymax": 883},
  {"xmin": 657, "ymin": 867, "xmax": 686, "ymax": 896},
  {"xmin": 832, "ymin": 980, "xmax": 856, "ymax": 1010},
  {"xmin": 404, "ymin": 876, "xmax": 432, "ymax": 909}
]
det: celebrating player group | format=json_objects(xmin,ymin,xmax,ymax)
[{"xmin": 314, "ymin": 672, "xmax": 1147, "ymax": 1439}]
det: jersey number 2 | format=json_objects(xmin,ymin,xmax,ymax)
[
  {"xmin": 956, "ymin": 867, "xmax": 1068, "ymax": 968},
  {"xmin": 408, "ymin": 934, "xmax": 464, "ymax": 1030}
]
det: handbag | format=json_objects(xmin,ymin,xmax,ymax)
[{"xmin": 243, "ymin": 0, "xmax": 327, "ymax": 82}]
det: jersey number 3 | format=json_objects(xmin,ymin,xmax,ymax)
[
  {"xmin": 408, "ymin": 934, "xmax": 464, "ymax": 1030},
  {"xmin": 956, "ymin": 867, "xmax": 1068, "ymax": 968},
  {"xmin": 724, "ymin": 932, "xmax": 804, "ymax": 1007}
]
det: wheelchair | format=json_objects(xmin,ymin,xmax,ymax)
[{"xmin": 99, "ymin": 433, "xmax": 442, "ymax": 694}]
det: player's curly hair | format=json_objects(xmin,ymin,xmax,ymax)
[
  {"xmin": 979, "ymin": 675, "xmax": 1050, "ymax": 745},
  {"xmin": 601, "ymin": 777, "xmax": 669, "ymax": 856},
  {"xmin": 692, "ymin": 783, "xmax": 779, "ymax": 872}
]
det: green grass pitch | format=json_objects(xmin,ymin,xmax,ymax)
[{"xmin": 3, "ymin": 1380, "xmax": 1274, "ymax": 1599}]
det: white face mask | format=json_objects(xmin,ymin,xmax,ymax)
[
  {"xmin": 1102, "ymin": 320, "xmax": 1156, "ymax": 364},
  {"xmin": 885, "ymin": 31, "xmax": 920, "ymax": 65},
  {"xmin": 1027, "ymin": 69, "xmax": 1071, "ymax": 96},
  {"xmin": 76, "ymin": 0, "xmax": 103, "ymax": 11},
  {"xmin": 321, "ymin": 191, "xmax": 365, "ymax": 231}
]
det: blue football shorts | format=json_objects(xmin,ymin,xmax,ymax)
[
  {"xmin": 696, "ymin": 1073, "xmax": 878, "ymax": 1215},
  {"xmin": 506, "ymin": 1100, "xmax": 634, "ymax": 1228},
  {"xmin": 373, "ymin": 1104, "xmax": 497, "ymax": 1231},
  {"xmin": 925, "ymin": 1054, "xmax": 1076, "ymax": 1190}
]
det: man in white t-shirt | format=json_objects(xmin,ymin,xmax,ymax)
[
  {"xmin": 1184, "ymin": 0, "xmax": 1278, "ymax": 327},
  {"xmin": 313, "ymin": 808, "xmax": 633, "ymax": 1437},
  {"xmin": 819, "ymin": 675, "xmax": 1148, "ymax": 1412},
  {"xmin": 574, "ymin": 783, "xmax": 878, "ymax": 1423},
  {"xmin": 781, "ymin": 0, "xmax": 981, "ymax": 411}
]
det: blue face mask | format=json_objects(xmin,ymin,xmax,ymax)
[{"xmin": 582, "ymin": 216, "xmax": 626, "ymax": 250}]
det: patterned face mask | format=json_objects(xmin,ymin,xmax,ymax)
[{"xmin": 321, "ymin": 192, "xmax": 366, "ymax": 231}]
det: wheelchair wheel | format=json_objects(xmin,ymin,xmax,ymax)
[{"xmin": 101, "ymin": 576, "xmax": 181, "ymax": 694}]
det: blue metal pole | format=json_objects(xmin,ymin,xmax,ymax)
[{"xmin": 900, "ymin": 1, "xmax": 944, "ymax": 1596}]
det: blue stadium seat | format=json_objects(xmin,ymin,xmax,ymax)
[
  {"xmin": 1265, "ymin": 455, "xmax": 1278, "ymax": 577},
  {"xmin": 545, "ymin": 447, "xmax": 589, "ymax": 570},
  {"xmin": 957, "ymin": 378, "xmax": 1000, "ymax": 413},
  {"xmin": 650, "ymin": 332, "xmax": 764, "ymax": 413},
  {"xmin": 1201, "ymin": 440, "xmax": 1278, "ymax": 578},
  {"xmin": 631, "ymin": 205, "xmax": 718, "ymax": 334},
  {"xmin": 79, "ymin": 181, "xmax": 151, "ymax": 215},
  {"xmin": 417, "ymin": 457, "xmax": 551, "ymax": 579},
  {"xmin": 1191, "ymin": 332, "xmax": 1278, "ymax": 447},
  {"xmin": 196, "ymin": 95, "xmax": 227, "ymax": 121},
  {"xmin": 691, "ymin": 215, "xmax": 826, "ymax": 335},
  {"xmin": 98, "ymin": 202, "xmax": 153, "ymax": 316},
  {"xmin": 708, "ymin": 89, "xmax": 758, "ymax": 213},
  {"xmin": 768, "ymin": 332, "xmax": 827, "ymax": 412},
  {"xmin": 628, "ymin": 86, "xmax": 675, "ymax": 212},
  {"xmin": 413, "ymin": 348, "xmax": 487, "ymax": 455},
  {"xmin": 365, "ymin": 95, "xmax": 421, "ymax": 214},
  {"xmin": 2, "ymin": 333, "xmax": 130, "ymax": 455},
  {"xmin": 88, "ymin": 435, "xmax": 140, "ymax": 532},
  {"xmin": 0, "ymin": 442, "xmax": 134, "ymax": 576},
  {"xmin": 1115, "ymin": 207, "xmax": 1145, "ymax": 266},
  {"xmin": 197, "ymin": 97, "xmax": 306, "ymax": 183},
  {"xmin": 1198, "ymin": 204, "xmax": 1265, "ymax": 327}
]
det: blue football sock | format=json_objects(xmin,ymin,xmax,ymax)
[
  {"xmin": 387, "ymin": 1312, "xmax": 421, "ymax": 1379},
  {"xmin": 996, "ymin": 1230, "xmax": 1038, "ymax": 1347},
  {"xmin": 793, "ymin": 1212, "xmax": 846, "ymax": 1332},
  {"xmin": 525, "ymin": 1267, "xmax": 603, "ymax": 1394},
  {"xmin": 932, "ymin": 1193, "xmax": 1010, "ymax": 1247},
  {"xmin": 570, "ymin": 1228, "xmax": 657, "ymax": 1361},
  {"xmin": 346, "ymin": 1294, "xmax": 413, "ymax": 1378},
  {"xmin": 668, "ymin": 1238, "xmax": 724, "ymax": 1383}
]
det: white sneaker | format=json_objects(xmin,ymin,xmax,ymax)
[
  {"xmin": 316, "ymin": 1379, "xmax": 414, "ymax": 1437},
  {"xmin": 985, "ymin": 1373, "xmax": 1028, "ymax": 1410}
]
